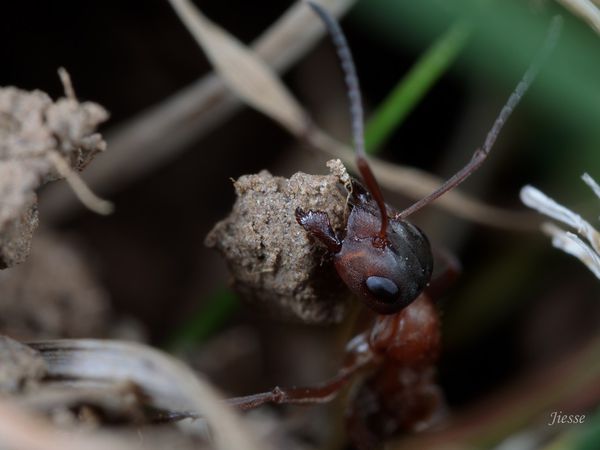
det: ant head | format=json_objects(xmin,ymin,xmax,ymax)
[
  {"xmin": 334, "ymin": 207, "xmax": 433, "ymax": 315},
  {"xmin": 307, "ymin": 0, "xmax": 433, "ymax": 314},
  {"xmin": 307, "ymin": 1, "xmax": 559, "ymax": 314}
]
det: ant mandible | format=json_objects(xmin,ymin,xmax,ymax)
[{"xmin": 227, "ymin": 1, "xmax": 560, "ymax": 448}]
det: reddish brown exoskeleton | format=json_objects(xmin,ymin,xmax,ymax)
[
  {"xmin": 229, "ymin": 292, "xmax": 444, "ymax": 449},
  {"xmin": 228, "ymin": 2, "xmax": 560, "ymax": 448}
]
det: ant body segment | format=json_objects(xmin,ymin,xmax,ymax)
[
  {"xmin": 229, "ymin": 292, "xmax": 444, "ymax": 448},
  {"xmin": 228, "ymin": 1, "xmax": 560, "ymax": 448}
]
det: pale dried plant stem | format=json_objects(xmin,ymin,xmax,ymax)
[
  {"xmin": 57, "ymin": 67, "xmax": 76, "ymax": 100},
  {"xmin": 41, "ymin": 0, "xmax": 530, "ymax": 231},
  {"xmin": 555, "ymin": 0, "xmax": 600, "ymax": 34},
  {"xmin": 168, "ymin": 0, "xmax": 310, "ymax": 134},
  {"xmin": 41, "ymin": 0, "xmax": 357, "ymax": 223},
  {"xmin": 521, "ymin": 175, "xmax": 600, "ymax": 280},
  {"xmin": 54, "ymin": 67, "xmax": 113, "ymax": 215},
  {"xmin": 48, "ymin": 151, "xmax": 114, "ymax": 215},
  {"xmin": 168, "ymin": 0, "xmax": 537, "ymax": 230},
  {"xmin": 582, "ymin": 172, "xmax": 600, "ymax": 199},
  {"xmin": 541, "ymin": 222, "xmax": 600, "ymax": 278},
  {"xmin": 521, "ymin": 185, "xmax": 600, "ymax": 252},
  {"xmin": 30, "ymin": 339, "xmax": 264, "ymax": 450}
]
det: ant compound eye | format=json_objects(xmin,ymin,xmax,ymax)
[{"xmin": 366, "ymin": 276, "xmax": 399, "ymax": 302}]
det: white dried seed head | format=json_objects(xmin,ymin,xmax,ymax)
[{"xmin": 520, "ymin": 174, "xmax": 600, "ymax": 280}]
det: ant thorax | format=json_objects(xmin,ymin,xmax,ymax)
[{"xmin": 369, "ymin": 294, "xmax": 441, "ymax": 366}]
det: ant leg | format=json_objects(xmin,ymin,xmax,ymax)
[
  {"xmin": 226, "ymin": 362, "xmax": 363, "ymax": 411},
  {"xmin": 296, "ymin": 207, "xmax": 342, "ymax": 253},
  {"xmin": 426, "ymin": 247, "xmax": 462, "ymax": 300},
  {"xmin": 227, "ymin": 375, "xmax": 347, "ymax": 411},
  {"xmin": 227, "ymin": 338, "xmax": 375, "ymax": 411}
]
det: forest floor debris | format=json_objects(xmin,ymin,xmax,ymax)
[{"xmin": 0, "ymin": 83, "xmax": 108, "ymax": 268}]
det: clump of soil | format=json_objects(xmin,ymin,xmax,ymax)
[
  {"xmin": 206, "ymin": 160, "xmax": 352, "ymax": 324},
  {"xmin": 0, "ymin": 84, "xmax": 108, "ymax": 268},
  {"xmin": 0, "ymin": 202, "xmax": 39, "ymax": 270}
]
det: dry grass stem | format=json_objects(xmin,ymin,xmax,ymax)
[
  {"xmin": 169, "ymin": 0, "xmax": 310, "ymax": 136},
  {"xmin": 44, "ymin": 0, "xmax": 529, "ymax": 230},
  {"xmin": 167, "ymin": 0, "xmax": 536, "ymax": 230},
  {"xmin": 41, "ymin": 0, "xmax": 357, "ymax": 223}
]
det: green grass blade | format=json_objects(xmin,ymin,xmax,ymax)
[
  {"xmin": 365, "ymin": 21, "xmax": 470, "ymax": 153},
  {"xmin": 167, "ymin": 287, "xmax": 239, "ymax": 351}
]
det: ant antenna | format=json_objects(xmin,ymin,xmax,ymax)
[
  {"xmin": 306, "ymin": 0, "xmax": 389, "ymax": 240},
  {"xmin": 397, "ymin": 16, "xmax": 563, "ymax": 220}
]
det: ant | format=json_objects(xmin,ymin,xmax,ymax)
[{"xmin": 225, "ymin": 2, "xmax": 560, "ymax": 449}]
